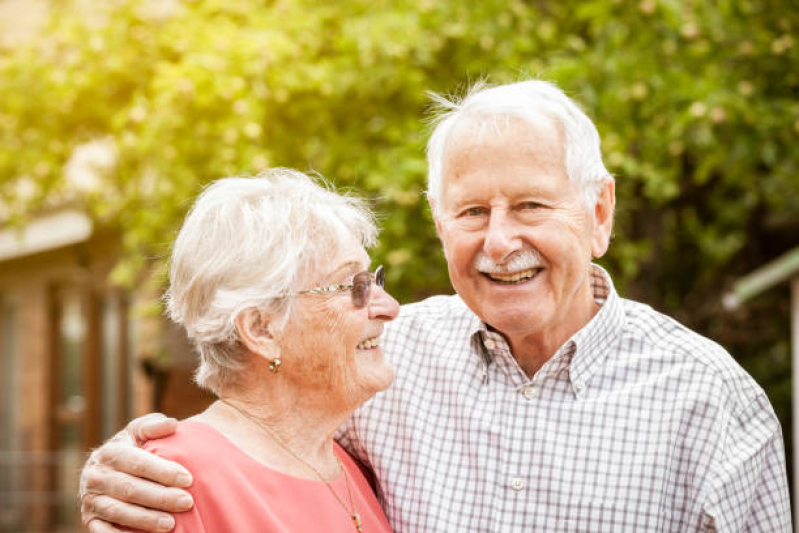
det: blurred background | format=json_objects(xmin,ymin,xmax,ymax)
[{"xmin": 0, "ymin": 0, "xmax": 796, "ymax": 530}]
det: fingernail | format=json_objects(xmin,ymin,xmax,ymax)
[
  {"xmin": 157, "ymin": 516, "xmax": 175, "ymax": 530},
  {"xmin": 178, "ymin": 495, "xmax": 194, "ymax": 508},
  {"xmin": 177, "ymin": 472, "xmax": 193, "ymax": 486}
]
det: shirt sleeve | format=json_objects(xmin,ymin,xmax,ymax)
[{"xmin": 701, "ymin": 392, "xmax": 792, "ymax": 532}]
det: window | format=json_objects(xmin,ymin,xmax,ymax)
[
  {"xmin": 0, "ymin": 294, "xmax": 20, "ymax": 528},
  {"xmin": 100, "ymin": 291, "xmax": 132, "ymax": 439},
  {"xmin": 53, "ymin": 285, "xmax": 85, "ymax": 527}
]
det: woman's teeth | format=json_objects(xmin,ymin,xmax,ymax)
[
  {"xmin": 356, "ymin": 337, "xmax": 380, "ymax": 349},
  {"xmin": 486, "ymin": 268, "xmax": 540, "ymax": 283}
]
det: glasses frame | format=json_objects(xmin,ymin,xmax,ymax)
[{"xmin": 292, "ymin": 265, "xmax": 385, "ymax": 308}]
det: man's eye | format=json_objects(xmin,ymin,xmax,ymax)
[
  {"xmin": 462, "ymin": 207, "xmax": 487, "ymax": 217},
  {"xmin": 518, "ymin": 201, "xmax": 543, "ymax": 210}
]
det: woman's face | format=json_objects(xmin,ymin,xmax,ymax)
[{"xmin": 274, "ymin": 240, "xmax": 399, "ymax": 410}]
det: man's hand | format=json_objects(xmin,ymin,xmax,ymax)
[{"xmin": 80, "ymin": 414, "xmax": 195, "ymax": 533}]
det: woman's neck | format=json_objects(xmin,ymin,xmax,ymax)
[{"xmin": 195, "ymin": 382, "xmax": 351, "ymax": 480}]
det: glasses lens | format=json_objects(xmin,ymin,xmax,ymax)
[
  {"xmin": 374, "ymin": 265, "xmax": 385, "ymax": 288},
  {"xmin": 351, "ymin": 272, "xmax": 370, "ymax": 308},
  {"xmin": 350, "ymin": 266, "xmax": 385, "ymax": 308}
]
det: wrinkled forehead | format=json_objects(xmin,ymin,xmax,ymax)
[
  {"xmin": 441, "ymin": 112, "xmax": 566, "ymax": 179},
  {"xmin": 294, "ymin": 231, "xmax": 370, "ymax": 287},
  {"xmin": 442, "ymin": 111, "xmax": 564, "ymax": 160}
]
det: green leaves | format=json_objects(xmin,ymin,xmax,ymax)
[{"xmin": 0, "ymin": 0, "xmax": 796, "ymax": 312}]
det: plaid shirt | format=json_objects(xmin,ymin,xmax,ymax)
[{"xmin": 338, "ymin": 265, "xmax": 791, "ymax": 532}]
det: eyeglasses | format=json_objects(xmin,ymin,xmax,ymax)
[{"xmin": 293, "ymin": 265, "xmax": 385, "ymax": 308}]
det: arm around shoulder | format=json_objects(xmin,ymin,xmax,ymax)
[{"xmin": 79, "ymin": 414, "xmax": 194, "ymax": 533}]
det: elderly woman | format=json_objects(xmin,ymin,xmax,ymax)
[{"xmin": 129, "ymin": 169, "xmax": 397, "ymax": 531}]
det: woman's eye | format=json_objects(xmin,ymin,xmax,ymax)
[{"xmin": 518, "ymin": 202, "xmax": 542, "ymax": 210}]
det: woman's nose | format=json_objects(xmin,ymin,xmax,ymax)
[{"xmin": 369, "ymin": 284, "xmax": 399, "ymax": 322}]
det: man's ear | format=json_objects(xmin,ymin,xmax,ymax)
[
  {"xmin": 591, "ymin": 178, "xmax": 615, "ymax": 259},
  {"xmin": 234, "ymin": 307, "xmax": 277, "ymax": 358}
]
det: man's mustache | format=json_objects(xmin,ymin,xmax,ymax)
[{"xmin": 474, "ymin": 249, "xmax": 545, "ymax": 274}]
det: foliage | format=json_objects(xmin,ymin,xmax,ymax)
[{"xmin": 0, "ymin": 0, "xmax": 797, "ymax": 433}]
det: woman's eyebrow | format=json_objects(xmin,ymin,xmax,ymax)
[{"xmin": 328, "ymin": 260, "xmax": 366, "ymax": 280}]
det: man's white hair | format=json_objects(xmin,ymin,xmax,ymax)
[
  {"xmin": 426, "ymin": 80, "xmax": 611, "ymax": 210},
  {"xmin": 165, "ymin": 168, "xmax": 377, "ymax": 394}
]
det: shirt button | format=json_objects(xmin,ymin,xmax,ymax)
[
  {"xmin": 510, "ymin": 477, "xmax": 526, "ymax": 491},
  {"xmin": 484, "ymin": 338, "xmax": 496, "ymax": 350},
  {"xmin": 574, "ymin": 379, "xmax": 585, "ymax": 393},
  {"xmin": 521, "ymin": 385, "xmax": 536, "ymax": 400}
]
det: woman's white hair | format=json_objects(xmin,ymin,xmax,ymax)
[
  {"xmin": 165, "ymin": 168, "xmax": 377, "ymax": 394},
  {"xmin": 426, "ymin": 80, "xmax": 611, "ymax": 210}
]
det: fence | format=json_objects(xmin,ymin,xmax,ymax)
[{"xmin": 0, "ymin": 450, "xmax": 82, "ymax": 532}]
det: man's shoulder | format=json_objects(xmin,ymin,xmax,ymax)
[
  {"xmin": 621, "ymin": 298, "xmax": 720, "ymax": 351},
  {"xmin": 379, "ymin": 294, "xmax": 479, "ymax": 368},
  {"xmin": 392, "ymin": 294, "xmax": 474, "ymax": 329},
  {"xmin": 620, "ymin": 298, "xmax": 764, "ymax": 403},
  {"xmin": 399, "ymin": 293, "xmax": 467, "ymax": 315}
]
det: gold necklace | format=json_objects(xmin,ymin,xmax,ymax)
[{"xmin": 220, "ymin": 400, "xmax": 364, "ymax": 532}]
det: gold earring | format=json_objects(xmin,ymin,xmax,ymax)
[{"xmin": 268, "ymin": 357, "xmax": 281, "ymax": 373}]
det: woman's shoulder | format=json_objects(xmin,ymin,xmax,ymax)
[{"xmin": 142, "ymin": 419, "xmax": 229, "ymax": 466}]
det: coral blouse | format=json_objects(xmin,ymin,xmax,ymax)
[{"xmin": 141, "ymin": 420, "xmax": 392, "ymax": 533}]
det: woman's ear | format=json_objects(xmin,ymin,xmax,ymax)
[{"xmin": 234, "ymin": 307, "xmax": 277, "ymax": 358}]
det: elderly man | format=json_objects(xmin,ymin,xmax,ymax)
[{"xmin": 80, "ymin": 80, "xmax": 791, "ymax": 532}]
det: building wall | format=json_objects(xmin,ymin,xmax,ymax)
[
  {"xmin": 0, "ymin": 232, "xmax": 149, "ymax": 531},
  {"xmin": 0, "ymin": 226, "xmax": 217, "ymax": 531}
]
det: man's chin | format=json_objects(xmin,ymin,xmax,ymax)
[
  {"xmin": 475, "ymin": 300, "xmax": 550, "ymax": 334},
  {"xmin": 473, "ymin": 279, "xmax": 548, "ymax": 312}
]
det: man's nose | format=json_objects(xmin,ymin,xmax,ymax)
[
  {"xmin": 483, "ymin": 209, "xmax": 522, "ymax": 263},
  {"xmin": 369, "ymin": 284, "xmax": 400, "ymax": 322}
]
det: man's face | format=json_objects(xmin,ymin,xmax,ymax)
[{"xmin": 432, "ymin": 115, "xmax": 613, "ymax": 348}]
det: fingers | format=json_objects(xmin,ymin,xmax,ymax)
[
  {"xmin": 86, "ymin": 519, "xmax": 122, "ymax": 533},
  {"xmin": 94, "ymin": 443, "xmax": 193, "ymax": 488},
  {"xmin": 84, "ymin": 465, "xmax": 193, "ymax": 513},
  {"xmin": 79, "ymin": 413, "xmax": 187, "ymax": 532},
  {"xmin": 85, "ymin": 517, "xmax": 130, "ymax": 533},
  {"xmin": 126, "ymin": 414, "xmax": 179, "ymax": 445},
  {"xmin": 82, "ymin": 494, "xmax": 177, "ymax": 533}
]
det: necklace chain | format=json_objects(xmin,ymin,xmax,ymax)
[{"xmin": 220, "ymin": 400, "xmax": 363, "ymax": 532}]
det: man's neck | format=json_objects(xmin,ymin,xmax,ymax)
[{"xmin": 506, "ymin": 296, "xmax": 601, "ymax": 378}]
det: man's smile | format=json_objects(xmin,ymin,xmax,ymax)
[{"xmin": 481, "ymin": 267, "xmax": 544, "ymax": 284}]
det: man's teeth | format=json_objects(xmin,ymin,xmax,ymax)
[
  {"xmin": 486, "ymin": 268, "xmax": 540, "ymax": 283},
  {"xmin": 356, "ymin": 337, "xmax": 380, "ymax": 349}
]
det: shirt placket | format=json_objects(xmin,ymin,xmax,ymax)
[{"xmin": 481, "ymin": 333, "xmax": 554, "ymax": 531}]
